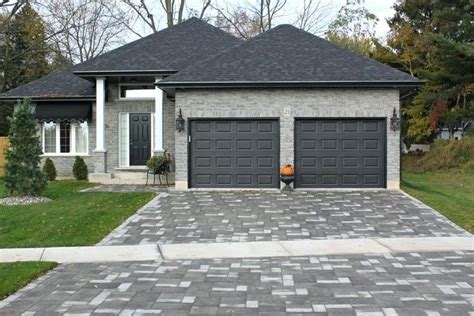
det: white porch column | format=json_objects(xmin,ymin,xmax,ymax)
[
  {"xmin": 154, "ymin": 77, "xmax": 164, "ymax": 152},
  {"xmin": 95, "ymin": 77, "xmax": 106, "ymax": 152}
]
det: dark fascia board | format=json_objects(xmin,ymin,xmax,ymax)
[
  {"xmin": 74, "ymin": 69, "xmax": 177, "ymax": 78},
  {"xmin": 156, "ymin": 80, "xmax": 423, "ymax": 89},
  {"xmin": 0, "ymin": 96, "xmax": 95, "ymax": 102}
]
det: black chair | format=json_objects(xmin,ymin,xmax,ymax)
[{"xmin": 146, "ymin": 167, "xmax": 169, "ymax": 186}]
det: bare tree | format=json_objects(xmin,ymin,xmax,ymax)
[
  {"xmin": 159, "ymin": 0, "xmax": 186, "ymax": 27},
  {"xmin": 0, "ymin": 0, "xmax": 27, "ymax": 18},
  {"xmin": 122, "ymin": 0, "xmax": 159, "ymax": 34},
  {"xmin": 199, "ymin": 0, "xmax": 211, "ymax": 19},
  {"xmin": 40, "ymin": 0, "xmax": 130, "ymax": 64},
  {"xmin": 213, "ymin": 3, "xmax": 260, "ymax": 39},
  {"xmin": 212, "ymin": 0, "xmax": 288, "ymax": 39},
  {"xmin": 294, "ymin": 0, "xmax": 333, "ymax": 35}
]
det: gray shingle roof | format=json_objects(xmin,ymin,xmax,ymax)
[
  {"xmin": 1, "ymin": 18, "xmax": 241, "ymax": 99},
  {"xmin": 74, "ymin": 17, "xmax": 241, "ymax": 74},
  {"xmin": 1, "ymin": 69, "xmax": 95, "ymax": 99},
  {"xmin": 159, "ymin": 24, "xmax": 421, "ymax": 87}
]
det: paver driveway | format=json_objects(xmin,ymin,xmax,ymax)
[
  {"xmin": 2, "ymin": 251, "xmax": 473, "ymax": 315},
  {"xmin": 1, "ymin": 189, "xmax": 472, "ymax": 315},
  {"xmin": 101, "ymin": 190, "xmax": 468, "ymax": 246}
]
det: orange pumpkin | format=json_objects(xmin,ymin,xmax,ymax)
[{"xmin": 280, "ymin": 164, "xmax": 294, "ymax": 176}]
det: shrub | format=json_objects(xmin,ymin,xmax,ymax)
[
  {"xmin": 415, "ymin": 137, "xmax": 474, "ymax": 171},
  {"xmin": 4, "ymin": 98, "xmax": 47, "ymax": 196},
  {"xmin": 146, "ymin": 155, "xmax": 168, "ymax": 174},
  {"xmin": 72, "ymin": 156, "xmax": 88, "ymax": 180},
  {"xmin": 43, "ymin": 158, "xmax": 57, "ymax": 181}
]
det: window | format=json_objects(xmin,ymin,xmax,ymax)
[
  {"xmin": 119, "ymin": 84, "xmax": 155, "ymax": 99},
  {"xmin": 75, "ymin": 122, "xmax": 88, "ymax": 153},
  {"xmin": 42, "ymin": 122, "xmax": 88, "ymax": 155},
  {"xmin": 43, "ymin": 122, "xmax": 56, "ymax": 153},
  {"xmin": 60, "ymin": 122, "xmax": 71, "ymax": 153}
]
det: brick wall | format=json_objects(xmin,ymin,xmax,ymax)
[{"xmin": 174, "ymin": 88, "xmax": 400, "ymax": 189}]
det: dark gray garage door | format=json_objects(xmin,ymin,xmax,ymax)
[
  {"xmin": 295, "ymin": 119, "xmax": 386, "ymax": 188},
  {"xmin": 189, "ymin": 119, "xmax": 279, "ymax": 188}
]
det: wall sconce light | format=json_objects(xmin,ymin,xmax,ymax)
[
  {"xmin": 390, "ymin": 108, "xmax": 400, "ymax": 131},
  {"xmin": 176, "ymin": 108, "xmax": 185, "ymax": 132}
]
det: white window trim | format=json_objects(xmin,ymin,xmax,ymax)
[
  {"xmin": 118, "ymin": 112, "xmax": 130, "ymax": 167},
  {"xmin": 41, "ymin": 122, "xmax": 89, "ymax": 156},
  {"xmin": 118, "ymin": 83, "xmax": 155, "ymax": 100}
]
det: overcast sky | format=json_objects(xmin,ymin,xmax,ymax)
[{"xmin": 125, "ymin": 0, "xmax": 396, "ymax": 41}]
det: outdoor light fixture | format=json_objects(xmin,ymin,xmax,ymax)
[
  {"xmin": 390, "ymin": 108, "xmax": 400, "ymax": 131},
  {"xmin": 176, "ymin": 108, "xmax": 185, "ymax": 132}
]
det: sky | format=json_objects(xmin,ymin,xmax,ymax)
[{"xmin": 134, "ymin": 0, "xmax": 397, "ymax": 40}]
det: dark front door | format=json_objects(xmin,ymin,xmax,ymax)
[
  {"xmin": 189, "ymin": 119, "xmax": 280, "ymax": 188},
  {"xmin": 295, "ymin": 119, "xmax": 386, "ymax": 188},
  {"xmin": 129, "ymin": 113, "xmax": 151, "ymax": 166}
]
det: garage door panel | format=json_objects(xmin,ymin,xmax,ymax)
[
  {"xmin": 342, "ymin": 121, "xmax": 358, "ymax": 132},
  {"xmin": 195, "ymin": 122, "xmax": 211, "ymax": 132},
  {"xmin": 216, "ymin": 122, "xmax": 232, "ymax": 132},
  {"xmin": 342, "ymin": 139, "xmax": 358, "ymax": 150},
  {"xmin": 190, "ymin": 120, "xmax": 279, "ymax": 188},
  {"xmin": 216, "ymin": 157, "xmax": 232, "ymax": 168},
  {"xmin": 295, "ymin": 119, "xmax": 385, "ymax": 188},
  {"xmin": 321, "ymin": 139, "xmax": 337, "ymax": 150}
]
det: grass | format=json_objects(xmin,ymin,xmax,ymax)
[
  {"xmin": 0, "ymin": 180, "xmax": 155, "ymax": 248},
  {"xmin": 0, "ymin": 262, "xmax": 57, "ymax": 299},
  {"xmin": 0, "ymin": 179, "xmax": 154, "ymax": 299},
  {"xmin": 402, "ymin": 168, "xmax": 474, "ymax": 233}
]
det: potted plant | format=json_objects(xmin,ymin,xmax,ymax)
[{"xmin": 146, "ymin": 150, "xmax": 172, "ymax": 185}]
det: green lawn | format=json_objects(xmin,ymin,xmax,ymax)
[
  {"xmin": 402, "ymin": 169, "xmax": 474, "ymax": 233},
  {"xmin": 0, "ymin": 262, "xmax": 57, "ymax": 299},
  {"xmin": 0, "ymin": 180, "xmax": 155, "ymax": 299},
  {"xmin": 0, "ymin": 180, "xmax": 155, "ymax": 248}
]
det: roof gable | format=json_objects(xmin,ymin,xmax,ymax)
[
  {"xmin": 160, "ymin": 24, "xmax": 420, "ymax": 87},
  {"xmin": 74, "ymin": 17, "xmax": 241, "ymax": 74}
]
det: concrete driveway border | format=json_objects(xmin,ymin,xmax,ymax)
[
  {"xmin": 0, "ymin": 245, "xmax": 162, "ymax": 263},
  {"xmin": 159, "ymin": 236, "xmax": 473, "ymax": 260}
]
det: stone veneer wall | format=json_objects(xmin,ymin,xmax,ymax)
[{"xmin": 174, "ymin": 88, "xmax": 400, "ymax": 190}]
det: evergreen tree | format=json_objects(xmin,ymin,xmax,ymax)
[
  {"xmin": 0, "ymin": 5, "xmax": 52, "ymax": 136},
  {"xmin": 43, "ymin": 158, "xmax": 57, "ymax": 181},
  {"xmin": 2, "ymin": 3, "xmax": 50, "ymax": 91},
  {"xmin": 72, "ymin": 156, "xmax": 88, "ymax": 181},
  {"xmin": 4, "ymin": 98, "xmax": 47, "ymax": 196}
]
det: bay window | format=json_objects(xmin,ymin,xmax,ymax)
[{"xmin": 41, "ymin": 121, "xmax": 88, "ymax": 155}]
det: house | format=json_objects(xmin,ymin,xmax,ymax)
[
  {"xmin": 0, "ymin": 18, "xmax": 420, "ymax": 190},
  {"xmin": 437, "ymin": 121, "xmax": 472, "ymax": 140}
]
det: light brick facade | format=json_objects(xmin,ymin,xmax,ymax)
[
  {"xmin": 40, "ymin": 87, "xmax": 400, "ymax": 187},
  {"xmin": 40, "ymin": 82, "xmax": 176, "ymax": 177},
  {"xmin": 174, "ymin": 88, "xmax": 401, "ymax": 190}
]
